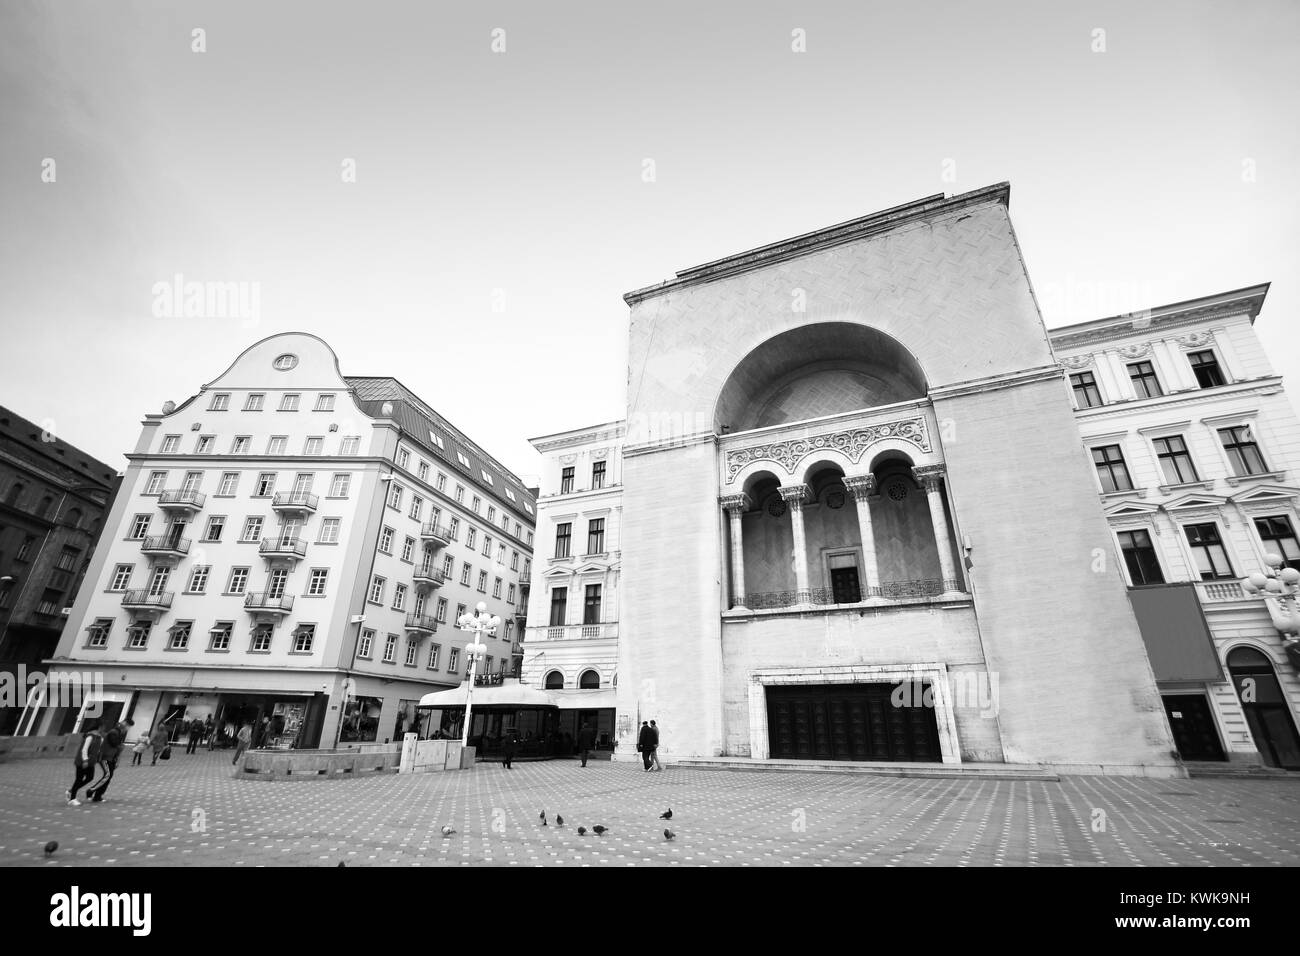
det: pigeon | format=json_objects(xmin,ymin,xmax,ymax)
[
  {"xmin": 660, "ymin": 808, "xmax": 673, "ymax": 820},
  {"xmin": 44, "ymin": 840, "xmax": 58, "ymax": 856},
  {"xmin": 577, "ymin": 826, "xmax": 587, "ymax": 836},
  {"xmin": 592, "ymin": 825, "xmax": 607, "ymax": 835},
  {"xmin": 337, "ymin": 861, "xmax": 346, "ymax": 867},
  {"xmin": 556, "ymin": 815, "xmax": 564, "ymax": 826},
  {"xmin": 441, "ymin": 826, "xmax": 456, "ymax": 837},
  {"xmin": 663, "ymin": 829, "xmax": 675, "ymax": 840}
]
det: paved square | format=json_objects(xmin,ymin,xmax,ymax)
[{"xmin": 1, "ymin": 753, "xmax": 1297, "ymax": 867}]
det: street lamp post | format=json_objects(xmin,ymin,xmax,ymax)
[
  {"xmin": 1241, "ymin": 553, "xmax": 1300, "ymax": 654},
  {"xmin": 457, "ymin": 601, "xmax": 500, "ymax": 748}
]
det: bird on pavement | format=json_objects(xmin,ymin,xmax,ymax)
[
  {"xmin": 44, "ymin": 841, "xmax": 58, "ymax": 856},
  {"xmin": 539, "ymin": 811, "xmax": 547, "ymax": 826},
  {"xmin": 556, "ymin": 815, "xmax": 564, "ymax": 826},
  {"xmin": 441, "ymin": 826, "xmax": 456, "ymax": 837},
  {"xmin": 664, "ymin": 829, "xmax": 676, "ymax": 841},
  {"xmin": 577, "ymin": 826, "xmax": 587, "ymax": 836},
  {"xmin": 337, "ymin": 861, "xmax": 346, "ymax": 867},
  {"xmin": 660, "ymin": 808, "xmax": 673, "ymax": 820},
  {"xmin": 592, "ymin": 825, "xmax": 607, "ymax": 835}
]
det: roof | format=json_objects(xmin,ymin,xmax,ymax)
[
  {"xmin": 345, "ymin": 377, "xmax": 536, "ymax": 522},
  {"xmin": 1048, "ymin": 283, "xmax": 1270, "ymax": 349},
  {"xmin": 0, "ymin": 405, "xmax": 119, "ymax": 489},
  {"xmin": 419, "ymin": 680, "xmax": 557, "ymax": 708}
]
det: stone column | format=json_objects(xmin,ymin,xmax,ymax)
[
  {"xmin": 719, "ymin": 493, "xmax": 751, "ymax": 609},
  {"xmin": 779, "ymin": 484, "xmax": 811, "ymax": 602},
  {"xmin": 841, "ymin": 474, "xmax": 880, "ymax": 600},
  {"xmin": 912, "ymin": 466, "xmax": 962, "ymax": 594}
]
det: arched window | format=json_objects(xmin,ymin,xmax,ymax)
[
  {"xmin": 39, "ymin": 496, "xmax": 54, "ymax": 518},
  {"xmin": 5, "ymin": 483, "xmax": 22, "ymax": 506},
  {"xmin": 579, "ymin": 669, "xmax": 600, "ymax": 689},
  {"xmin": 66, "ymin": 507, "xmax": 83, "ymax": 530},
  {"xmin": 544, "ymin": 670, "xmax": 564, "ymax": 690}
]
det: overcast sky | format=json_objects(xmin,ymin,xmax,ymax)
[{"xmin": 2, "ymin": 0, "xmax": 1296, "ymax": 483}]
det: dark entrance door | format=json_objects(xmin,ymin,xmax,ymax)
[
  {"xmin": 1228, "ymin": 648, "xmax": 1300, "ymax": 770},
  {"xmin": 830, "ymin": 567, "xmax": 862, "ymax": 604},
  {"xmin": 1162, "ymin": 694, "xmax": 1225, "ymax": 761},
  {"xmin": 766, "ymin": 683, "xmax": 941, "ymax": 762}
]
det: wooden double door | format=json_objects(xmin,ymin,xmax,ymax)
[{"xmin": 766, "ymin": 683, "xmax": 941, "ymax": 762}]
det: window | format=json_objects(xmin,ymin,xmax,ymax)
[
  {"xmin": 1070, "ymin": 372, "xmax": 1103, "ymax": 409},
  {"xmin": 329, "ymin": 473, "xmax": 351, "ymax": 497},
  {"xmin": 429, "ymin": 430, "xmax": 445, "ymax": 450},
  {"xmin": 498, "ymin": 544, "xmax": 506, "ymax": 564},
  {"xmin": 587, "ymin": 518, "xmax": 605, "ymax": 554},
  {"xmin": 455, "ymin": 485, "xmax": 465, "ymax": 504},
  {"xmin": 250, "ymin": 624, "xmax": 273, "ymax": 653},
  {"xmin": 181, "ymin": 471, "xmax": 203, "ymax": 494},
  {"xmin": 584, "ymin": 584, "xmax": 602, "ymax": 625},
  {"xmin": 487, "ymin": 505, "xmax": 496, "ymax": 522},
  {"xmin": 315, "ymin": 393, "xmax": 336, "ymax": 412},
  {"xmin": 1218, "ymin": 426, "xmax": 1268, "ymax": 477},
  {"xmin": 279, "ymin": 393, "xmax": 300, "ymax": 412},
  {"xmin": 1118, "ymin": 529, "xmax": 1164, "ymax": 586},
  {"xmin": 227, "ymin": 567, "xmax": 249, "ymax": 594},
  {"xmin": 544, "ymin": 671, "xmax": 563, "ymax": 689},
  {"xmin": 231, "ymin": 436, "xmax": 251, "ymax": 455},
  {"xmin": 215, "ymin": 472, "xmax": 237, "ymax": 496},
  {"xmin": 436, "ymin": 598, "xmax": 448, "ymax": 623},
  {"xmin": 461, "ymin": 563, "xmax": 472, "ymax": 586},
  {"xmin": 267, "ymin": 567, "xmax": 288, "ymax": 598},
  {"xmin": 308, "ymin": 569, "xmax": 329, "ymax": 595},
  {"xmin": 388, "ymin": 483, "xmax": 404, "ymax": 510},
  {"xmin": 480, "ymin": 470, "xmax": 494, "ymax": 486},
  {"xmin": 55, "ymin": 546, "xmax": 79, "ymax": 572},
  {"xmin": 493, "ymin": 577, "xmax": 503, "ymax": 598},
  {"xmin": 167, "ymin": 622, "xmax": 192, "ymax": 650},
  {"xmin": 560, "ymin": 467, "xmax": 575, "ymax": 495},
  {"xmin": 1254, "ymin": 516, "xmax": 1300, "ymax": 572},
  {"xmin": 86, "ymin": 619, "xmax": 113, "ymax": 648},
  {"xmin": 393, "ymin": 583, "xmax": 408, "ymax": 611},
  {"xmin": 437, "ymin": 474, "xmax": 447, "ymax": 492},
  {"xmin": 109, "ymin": 564, "xmax": 133, "ymax": 591},
  {"xmin": 358, "ymin": 629, "xmax": 375, "ymax": 658},
  {"xmin": 418, "ymin": 461, "xmax": 429, "ymax": 482},
  {"xmin": 506, "ymin": 489, "xmax": 517, "ymax": 502},
  {"xmin": 304, "ymin": 437, "xmax": 324, "ymax": 456},
  {"xmin": 195, "ymin": 435, "xmax": 215, "ymax": 454},
  {"xmin": 413, "ymin": 592, "xmax": 426, "ymax": 615},
  {"xmin": 580, "ymin": 670, "xmax": 600, "ymax": 689},
  {"xmin": 149, "ymin": 568, "xmax": 170, "ymax": 596},
  {"xmin": 383, "ymin": 634, "xmax": 398, "ymax": 663},
  {"xmin": 527, "ymin": 531, "xmax": 533, "ymax": 546},
  {"xmin": 550, "ymin": 587, "xmax": 568, "ymax": 626},
  {"xmin": 209, "ymin": 393, "xmax": 230, "ymax": 411},
  {"xmin": 483, "ymin": 535, "xmax": 492, "ymax": 558},
  {"xmin": 187, "ymin": 565, "xmax": 210, "ymax": 593},
  {"xmin": 1153, "ymin": 436, "xmax": 1199, "ymax": 485},
  {"xmin": 397, "ymin": 448, "xmax": 410, "ymax": 469},
  {"xmin": 340, "ymin": 436, "xmax": 361, "ymax": 456},
  {"xmin": 467, "ymin": 528, "xmax": 477, "ymax": 549},
  {"xmin": 369, "ymin": 575, "xmax": 386, "ymax": 604},
  {"xmin": 449, "ymin": 517, "xmax": 460, "ymax": 540},
  {"xmin": 405, "ymin": 640, "xmax": 418, "ymax": 666},
  {"xmin": 1092, "ymin": 445, "xmax": 1133, "ymax": 493},
  {"xmin": 410, "ymin": 495, "xmax": 423, "ymax": 521},
  {"xmin": 318, "ymin": 517, "xmax": 341, "ymax": 544},
  {"xmin": 129, "ymin": 514, "xmax": 151, "ymax": 539},
  {"xmin": 126, "ymin": 621, "xmax": 152, "ymax": 649},
  {"xmin": 1188, "ymin": 350, "xmax": 1226, "ymax": 388},
  {"xmin": 507, "ymin": 584, "xmax": 516, "ymax": 603},
  {"xmin": 504, "ymin": 621, "xmax": 513, "ymax": 642},
  {"xmin": 477, "ymin": 571, "xmax": 488, "ymax": 592},
  {"xmin": 1184, "ymin": 523, "xmax": 1234, "ymax": 580},
  {"xmin": 427, "ymin": 643, "xmax": 441, "ymax": 669},
  {"xmin": 268, "ymin": 436, "xmax": 288, "ymax": 455},
  {"xmin": 401, "ymin": 536, "xmax": 415, "ymax": 562},
  {"xmin": 1127, "ymin": 361, "xmax": 1163, "ymax": 399},
  {"xmin": 379, "ymin": 526, "xmax": 395, "ymax": 554},
  {"xmin": 255, "ymin": 472, "xmax": 276, "ymax": 496},
  {"xmin": 293, "ymin": 625, "xmax": 315, "ymax": 653},
  {"xmin": 457, "ymin": 452, "xmax": 471, "ymax": 469},
  {"xmin": 456, "ymin": 603, "xmax": 467, "ymax": 621},
  {"xmin": 485, "ymin": 655, "xmax": 494, "ymax": 672},
  {"xmin": 555, "ymin": 523, "xmax": 572, "ymax": 558},
  {"xmin": 244, "ymin": 393, "xmax": 265, "ymax": 411},
  {"xmin": 208, "ymin": 622, "xmax": 233, "ymax": 651},
  {"xmin": 501, "ymin": 514, "xmax": 509, "ymax": 531},
  {"xmin": 203, "ymin": 516, "xmax": 225, "ymax": 541},
  {"xmin": 145, "ymin": 471, "xmax": 167, "ymax": 495},
  {"xmin": 161, "ymin": 434, "xmax": 181, "ymax": 453},
  {"xmin": 442, "ymin": 554, "xmax": 455, "ymax": 577},
  {"xmin": 472, "ymin": 495, "xmax": 482, "ymax": 514},
  {"xmin": 592, "ymin": 460, "xmax": 607, "ymax": 489},
  {"xmin": 448, "ymin": 648, "xmax": 460, "ymax": 672}
]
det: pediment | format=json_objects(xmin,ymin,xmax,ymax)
[
  {"xmin": 1163, "ymin": 492, "xmax": 1230, "ymax": 512},
  {"xmin": 1104, "ymin": 499, "xmax": 1160, "ymax": 518},
  {"xmin": 1231, "ymin": 483, "xmax": 1300, "ymax": 503}
]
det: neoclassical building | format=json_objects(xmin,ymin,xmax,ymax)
[{"xmin": 610, "ymin": 184, "xmax": 1180, "ymax": 774}]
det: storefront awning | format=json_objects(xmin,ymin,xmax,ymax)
[
  {"xmin": 419, "ymin": 680, "xmax": 556, "ymax": 708},
  {"xmin": 546, "ymin": 689, "xmax": 617, "ymax": 710}
]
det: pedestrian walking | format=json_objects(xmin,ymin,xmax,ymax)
[
  {"xmin": 149, "ymin": 723, "xmax": 170, "ymax": 765},
  {"xmin": 185, "ymin": 717, "xmax": 204, "ymax": 755},
  {"xmin": 232, "ymin": 723, "xmax": 253, "ymax": 765},
  {"xmin": 66, "ymin": 724, "xmax": 103, "ymax": 805},
  {"xmin": 577, "ymin": 722, "xmax": 595, "ymax": 767},
  {"xmin": 85, "ymin": 718, "xmax": 133, "ymax": 802},
  {"xmin": 650, "ymin": 720, "xmax": 663, "ymax": 771},
  {"xmin": 637, "ymin": 721, "xmax": 653, "ymax": 771},
  {"xmin": 130, "ymin": 734, "xmax": 148, "ymax": 766},
  {"xmin": 502, "ymin": 727, "xmax": 518, "ymax": 769},
  {"xmin": 203, "ymin": 715, "xmax": 215, "ymax": 750}
]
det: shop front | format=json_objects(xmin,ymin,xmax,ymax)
[
  {"xmin": 418, "ymin": 680, "xmax": 561, "ymax": 759},
  {"xmin": 214, "ymin": 692, "xmax": 326, "ymax": 750}
]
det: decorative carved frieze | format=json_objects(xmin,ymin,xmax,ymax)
[
  {"xmin": 1117, "ymin": 342, "xmax": 1152, "ymax": 359},
  {"xmin": 719, "ymin": 493, "xmax": 752, "ymax": 513},
  {"xmin": 724, "ymin": 417, "xmax": 931, "ymax": 484},
  {"xmin": 1060, "ymin": 354, "xmax": 1094, "ymax": 370},
  {"xmin": 590, "ymin": 447, "xmax": 610, "ymax": 461},
  {"xmin": 1174, "ymin": 331, "xmax": 1213, "ymax": 350},
  {"xmin": 841, "ymin": 474, "xmax": 877, "ymax": 501},
  {"xmin": 558, "ymin": 454, "xmax": 578, "ymax": 466}
]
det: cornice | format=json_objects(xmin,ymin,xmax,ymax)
[
  {"xmin": 1070, "ymin": 378, "xmax": 1283, "ymax": 423},
  {"xmin": 928, "ymin": 365, "xmax": 1064, "ymax": 401},
  {"xmin": 1049, "ymin": 285, "xmax": 1270, "ymax": 350}
]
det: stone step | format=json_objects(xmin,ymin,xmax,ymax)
[
  {"xmin": 1184, "ymin": 763, "xmax": 1298, "ymax": 780},
  {"xmin": 674, "ymin": 756, "xmax": 1060, "ymax": 781}
]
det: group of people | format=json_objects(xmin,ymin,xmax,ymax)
[
  {"xmin": 637, "ymin": 720, "xmax": 663, "ymax": 771},
  {"xmin": 67, "ymin": 718, "xmax": 134, "ymax": 805}
]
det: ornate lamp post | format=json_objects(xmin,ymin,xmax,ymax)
[
  {"xmin": 457, "ymin": 601, "xmax": 500, "ymax": 747},
  {"xmin": 1240, "ymin": 554, "xmax": 1300, "ymax": 661}
]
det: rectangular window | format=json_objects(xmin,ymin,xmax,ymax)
[
  {"xmin": 493, "ymin": 577, "xmax": 503, "ymax": 598},
  {"xmin": 550, "ymin": 587, "xmax": 568, "ymax": 627},
  {"xmin": 209, "ymin": 393, "xmax": 230, "ymax": 411},
  {"xmin": 1070, "ymin": 372, "xmax": 1103, "ymax": 409},
  {"xmin": 592, "ymin": 460, "xmax": 607, "ymax": 489},
  {"xmin": 292, "ymin": 625, "xmax": 315, "ymax": 653},
  {"xmin": 455, "ymin": 485, "xmax": 465, "ymax": 504},
  {"xmin": 1254, "ymin": 515, "xmax": 1300, "ymax": 572},
  {"xmin": 369, "ymin": 575, "xmax": 386, "ymax": 604},
  {"xmin": 244, "ymin": 393, "xmax": 265, "ymax": 411},
  {"xmin": 405, "ymin": 640, "xmax": 418, "ymax": 666},
  {"xmin": 427, "ymin": 643, "xmax": 441, "ymax": 670},
  {"xmin": 485, "ymin": 655, "xmax": 494, "ymax": 673},
  {"xmin": 587, "ymin": 518, "xmax": 605, "ymax": 554},
  {"xmin": 145, "ymin": 471, "xmax": 167, "ymax": 495},
  {"xmin": 508, "ymin": 584, "xmax": 516, "ymax": 603},
  {"xmin": 231, "ymin": 436, "xmax": 251, "ymax": 455},
  {"xmin": 340, "ymin": 436, "xmax": 360, "ymax": 456},
  {"xmin": 308, "ymin": 569, "xmax": 329, "ymax": 595},
  {"xmin": 318, "ymin": 517, "xmax": 341, "ymax": 544},
  {"xmin": 304, "ymin": 437, "xmax": 325, "ymax": 456},
  {"xmin": 1092, "ymin": 445, "xmax": 1133, "ymax": 493},
  {"xmin": 555, "ymin": 523, "xmax": 572, "ymax": 558},
  {"xmin": 208, "ymin": 622, "xmax": 232, "ymax": 651},
  {"xmin": 1153, "ymin": 436, "xmax": 1199, "ymax": 485},
  {"xmin": 383, "ymin": 634, "xmax": 398, "ymax": 663},
  {"xmin": 472, "ymin": 495, "xmax": 482, "ymax": 514},
  {"xmin": 461, "ymin": 563, "xmax": 472, "ymax": 586},
  {"xmin": 448, "ymin": 647, "xmax": 459, "ymax": 673},
  {"xmin": 329, "ymin": 473, "xmax": 351, "ymax": 497},
  {"xmin": 1184, "ymin": 523, "xmax": 1235, "ymax": 580},
  {"xmin": 203, "ymin": 516, "xmax": 225, "ymax": 541},
  {"xmin": 1127, "ymin": 361, "xmax": 1163, "ymax": 399},
  {"xmin": 477, "ymin": 570, "xmax": 488, "ymax": 592},
  {"xmin": 1188, "ymin": 350, "xmax": 1226, "ymax": 388},
  {"xmin": 126, "ymin": 621, "xmax": 152, "ymax": 649},
  {"xmin": 410, "ymin": 495, "xmax": 423, "ymax": 521},
  {"xmin": 358, "ymin": 629, "xmax": 375, "ymax": 659},
  {"xmin": 467, "ymin": 528, "xmax": 477, "ymax": 550},
  {"xmin": 279, "ymin": 393, "xmax": 300, "ymax": 412},
  {"xmin": 418, "ymin": 461, "xmax": 430, "ymax": 482},
  {"xmin": 429, "ymin": 430, "xmax": 445, "ymax": 449},
  {"xmin": 457, "ymin": 452, "xmax": 471, "ymax": 469},
  {"xmin": 401, "ymin": 536, "xmax": 415, "ymax": 562},
  {"xmin": 560, "ymin": 467, "xmax": 575, "ymax": 495},
  {"xmin": 187, "ymin": 565, "xmax": 210, "ymax": 593},
  {"xmin": 388, "ymin": 483, "xmax": 404, "ymax": 509},
  {"xmin": 483, "ymin": 535, "xmax": 492, "ymax": 558},
  {"xmin": 437, "ymin": 474, "xmax": 447, "ymax": 492},
  {"xmin": 161, "ymin": 435, "xmax": 181, "ymax": 453},
  {"xmin": 436, "ymin": 597, "xmax": 448, "ymax": 622},
  {"xmin": 267, "ymin": 567, "xmax": 288, "ymax": 598},
  {"xmin": 1118, "ymin": 529, "xmax": 1164, "ymax": 586},
  {"xmin": 442, "ymin": 554, "xmax": 455, "ymax": 577},
  {"xmin": 1218, "ymin": 426, "xmax": 1268, "ymax": 477},
  {"xmin": 255, "ymin": 472, "xmax": 276, "ymax": 496},
  {"xmin": 511, "ymin": 551, "xmax": 520, "ymax": 571},
  {"xmin": 109, "ymin": 564, "xmax": 133, "ymax": 591},
  {"xmin": 268, "ymin": 436, "xmax": 288, "ymax": 455},
  {"xmin": 217, "ymin": 472, "xmax": 239, "ymax": 495},
  {"xmin": 449, "ymin": 517, "xmax": 460, "ymax": 540},
  {"xmin": 195, "ymin": 435, "xmax": 215, "ymax": 454},
  {"xmin": 181, "ymin": 471, "xmax": 203, "ymax": 494},
  {"xmin": 227, "ymin": 567, "xmax": 249, "ymax": 594},
  {"xmin": 56, "ymin": 546, "xmax": 79, "ymax": 572},
  {"xmin": 487, "ymin": 506, "xmax": 496, "ymax": 523},
  {"xmin": 250, "ymin": 625, "xmax": 273, "ymax": 653},
  {"xmin": 128, "ymin": 514, "xmax": 151, "ymax": 539},
  {"xmin": 481, "ymin": 471, "xmax": 494, "ymax": 487},
  {"xmin": 393, "ymin": 583, "xmax": 408, "ymax": 611},
  {"xmin": 168, "ymin": 622, "xmax": 192, "ymax": 650},
  {"xmin": 498, "ymin": 544, "xmax": 506, "ymax": 564},
  {"xmin": 397, "ymin": 448, "xmax": 410, "ymax": 469},
  {"xmin": 315, "ymin": 393, "xmax": 336, "ymax": 412},
  {"xmin": 584, "ymin": 584, "xmax": 602, "ymax": 625},
  {"xmin": 515, "ymin": 523, "xmax": 523, "ymax": 538},
  {"xmin": 456, "ymin": 603, "xmax": 467, "ymax": 621},
  {"xmin": 379, "ymin": 526, "xmax": 395, "ymax": 554}
]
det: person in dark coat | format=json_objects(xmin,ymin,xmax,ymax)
[
  {"xmin": 186, "ymin": 717, "xmax": 204, "ymax": 754},
  {"xmin": 67, "ymin": 724, "xmax": 103, "ymax": 805},
  {"xmin": 577, "ymin": 723, "xmax": 596, "ymax": 767},
  {"xmin": 149, "ymin": 723, "xmax": 170, "ymax": 765},
  {"xmin": 637, "ymin": 721, "xmax": 653, "ymax": 771},
  {"xmin": 86, "ymin": 719, "xmax": 133, "ymax": 802},
  {"xmin": 501, "ymin": 728, "xmax": 518, "ymax": 770},
  {"xmin": 649, "ymin": 720, "xmax": 663, "ymax": 771}
]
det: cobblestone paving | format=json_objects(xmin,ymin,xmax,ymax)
[{"xmin": 1, "ymin": 753, "xmax": 1297, "ymax": 867}]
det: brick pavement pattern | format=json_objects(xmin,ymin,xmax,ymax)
[{"xmin": 1, "ymin": 754, "xmax": 1297, "ymax": 867}]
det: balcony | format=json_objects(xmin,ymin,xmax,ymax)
[
  {"xmin": 419, "ymin": 522, "xmax": 452, "ymax": 547},
  {"xmin": 157, "ymin": 489, "xmax": 206, "ymax": 514},
  {"xmin": 413, "ymin": 566, "xmax": 446, "ymax": 589},
  {"xmin": 405, "ymin": 612, "xmax": 438, "ymax": 635},
  {"xmin": 140, "ymin": 535, "xmax": 191, "ymax": 561},
  {"xmin": 514, "ymin": 606, "xmax": 528, "ymax": 623},
  {"xmin": 121, "ymin": 589, "xmax": 174, "ymax": 611},
  {"xmin": 741, "ymin": 579, "xmax": 966, "ymax": 611},
  {"xmin": 1196, "ymin": 581, "xmax": 1249, "ymax": 604},
  {"xmin": 259, "ymin": 537, "xmax": 308, "ymax": 563},
  {"xmin": 271, "ymin": 491, "xmax": 319, "ymax": 515},
  {"xmin": 244, "ymin": 592, "xmax": 295, "ymax": 615},
  {"xmin": 539, "ymin": 623, "xmax": 617, "ymax": 641}
]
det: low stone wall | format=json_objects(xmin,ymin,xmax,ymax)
[
  {"xmin": 0, "ymin": 734, "xmax": 80, "ymax": 762},
  {"xmin": 235, "ymin": 746, "xmax": 403, "ymax": 780}
]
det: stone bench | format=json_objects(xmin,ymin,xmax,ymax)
[
  {"xmin": 235, "ymin": 747, "xmax": 403, "ymax": 780},
  {"xmin": 0, "ymin": 734, "xmax": 80, "ymax": 762}
]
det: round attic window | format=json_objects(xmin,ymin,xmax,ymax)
[{"xmin": 272, "ymin": 353, "xmax": 299, "ymax": 371}]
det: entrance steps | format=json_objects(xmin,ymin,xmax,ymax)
[
  {"xmin": 673, "ymin": 756, "xmax": 1059, "ymax": 781},
  {"xmin": 1183, "ymin": 761, "xmax": 1298, "ymax": 780}
]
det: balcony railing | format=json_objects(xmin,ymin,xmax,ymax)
[
  {"xmin": 272, "ymin": 491, "xmax": 319, "ymax": 513},
  {"xmin": 744, "ymin": 579, "xmax": 965, "ymax": 610},
  {"xmin": 121, "ymin": 589, "xmax": 174, "ymax": 609},
  {"xmin": 540, "ymin": 623, "xmax": 616, "ymax": 641},
  {"xmin": 1197, "ymin": 581, "xmax": 1248, "ymax": 603},
  {"xmin": 140, "ymin": 535, "xmax": 191, "ymax": 557},
  {"xmin": 405, "ymin": 612, "xmax": 438, "ymax": 633},
  {"xmin": 158, "ymin": 489, "xmax": 206, "ymax": 510},
  {"xmin": 259, "ymin": 537, "xmax": 308, "ymax": 559},
  {"xmin": 244, "ymin": 592, "xmax": 295, "ymax": 613},
  {"xmin": 420, "ymin": 522, "xmax": 452, "ymax": 545},
  {"xmin": 413, "ymin": 566, "xmax": 446, "ymax": 587}
]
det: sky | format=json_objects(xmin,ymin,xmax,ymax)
[{"xmin": 1, "ymin": 0, "xmax": 1297, "ymax": 484}]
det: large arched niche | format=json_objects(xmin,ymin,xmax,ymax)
[{"xmin": 714, "ymin": 323, "xmax": 928, "ymax": 434}]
